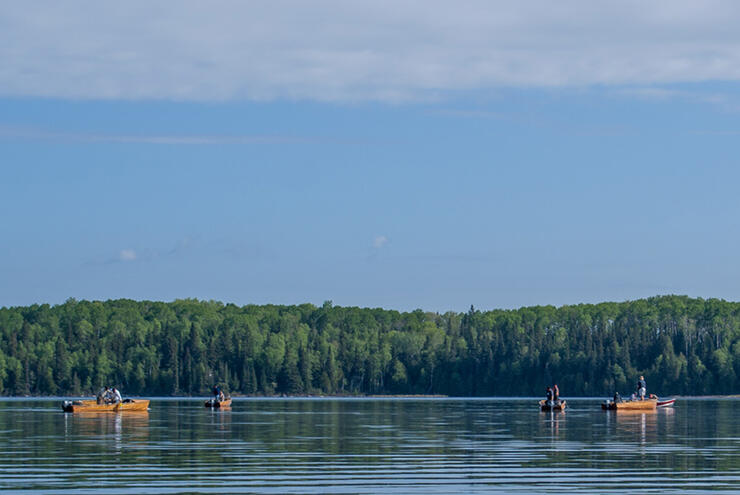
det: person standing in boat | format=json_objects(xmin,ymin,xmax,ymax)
[
  {"xmin": 213, "ymin": 385, "xmax": 225, "ymax": 402},
  {"xmin": 636, "ymin": 376, "xmax": 646, "ymax": 400},
  {"xmin": 553, "ymin": 384, "xmax": 560, "ymax": 403}
]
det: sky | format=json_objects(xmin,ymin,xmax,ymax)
[{"xmin": 2, "ymin": 1, "xmax": 740, "ymax": 312}]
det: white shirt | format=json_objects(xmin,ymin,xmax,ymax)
[{"xmin": 112, "ymin": 389, "xmax": 122, "ymax": 403}]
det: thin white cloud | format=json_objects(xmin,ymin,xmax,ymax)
[
  {"xmin": 88, "ymin": 238, "xmax": 195, "ymax": 266},
  {"xmin": 432, "ymin": 109, "xmax": 508, "ymax": 119},
  {"xmin": 3, "ymin": 1, "xmax": 740, "ymax": 102},
  {"xmin": 613, "ymin": 87, "xmax": 734, "ymax": 106},
  {"xmin": 119, "ymin": 249, "xmax": 137, "ymax": 262},
  {"xmin": 614, "ymin": 88, "xmax": 689, "ymax": 101},
  {"xmin": 373, "ymin": 236, "xmax": 389, "ymax": 249},
  {"xmin": 0, "ymin": 125, "xmax": 314, "ymax": 144}
]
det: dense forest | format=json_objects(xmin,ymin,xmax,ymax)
[{"xmin": 0, "ymin": 295, "xmax": 737, "ymax": 397}]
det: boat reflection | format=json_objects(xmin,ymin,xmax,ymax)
[
  {"xmin": 612, "ymin": 410, "xmax": 657, "ymax": 444},
  {"xmin": 67, "ymin": 410, "xmax": 150, "ymax": 442},
  {"xmin": 209, "ymin": 406, "xmax": 232, "ymax": 432},
  {"xmin": 539, "ymin": 409, "xmax": 566, "ymax": 439}
]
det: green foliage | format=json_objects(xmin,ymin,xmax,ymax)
[{"xmin": 0, "ymin": 296, "xmax": 738, "ymax": 396}]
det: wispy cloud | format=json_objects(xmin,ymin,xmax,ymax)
[
  {"xmin": 0, "ymin": 126, "xmax": 314, "ymax": 144},
  {"xmin": 367, "ymin": 235, "xmax": 390, "ymax": 262},
  {"xmin": 4, "ymin": 2, "xmax": 740, "ymax": 102},
  {"xmin": 373, "ymin": 235, "xmax": 389, "ymax": 249},
  {"xmin": 118, "ymin": 249, "xmax": 137, "ymax": 262},
  {"xmin": 614, "ymin": 87, "xmax": 689, "ymax": 101},
  {"xmin": 432, "ymin": 109, "xmax": 508, "ymax": 119},
  {"xmin": 165, "ymin": 237, "xmax": 194, "ymax": 256},
  {"xmin": 613, "ymin": 87, "xmax": 735, "ymax": 107},
  {"xmin": 88, "ymin": 238, "xmax": 196, "ymax": 266}
]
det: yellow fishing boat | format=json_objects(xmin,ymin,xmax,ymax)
[
  {"xmin": 61, "ymin": 399, "xmax": 150, "ymax": 413},
  {"xmin": 205, "ymin": 398, "xmax": 232, "ymax": 408},
  {"xmin": 601, "ymin": 398, "xmax": 657, "ymax": 411}
]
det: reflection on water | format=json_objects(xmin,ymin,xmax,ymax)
[
  {"xmin": 609, "ymin": 409, "xmax": 658, "ymax": 444},
  {"xmin": 0, "ymin": 398, "xmax": 737, "ymax": 493},
  {"xmin": 64, "ymin": 410, "xmax": 150, "ymax": 453}
]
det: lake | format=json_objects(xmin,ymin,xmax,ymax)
[{"xmin": 0, "ymin": 397, "xmax": 738, "ymax": 493}]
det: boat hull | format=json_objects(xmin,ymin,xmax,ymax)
[
  {"xmin": 205, "ymin": 398, "xmax": 232, "ymax": 408},
  {"xmin": 62, "ymin": 399, "xmax": 150, "ymax": 413},
  {"xmin": 657, "ymin": 399, "xmax": 675, "ymax": 408},
  {"xmin": 539, "ymin": 399, "xmax": 566, "ymax": 411},
  {"xmin": 602, "ymin": 398, "xmax": 657, "ymax": 411}
]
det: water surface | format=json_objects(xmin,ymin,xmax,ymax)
[{"xmin": 0, "ymin": 398, "xmax": 738, "ymax": 493}]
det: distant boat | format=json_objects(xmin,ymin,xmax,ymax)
[
  {"xmin": 539, "ymin": 399, "xmax": 566, "ymax": 412},
  {"xmin": 656, "ymin": 398, "xmax": 675, "ymax": 408},
  {"xmin": 205, "ymin": 397, "xmax": 232, "ymax": 408},
  {"xmin": 61, "ymin": 399, "xmax": 149, "ymax": 413}
]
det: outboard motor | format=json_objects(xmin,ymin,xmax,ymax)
[{"xmin": 61, "ymin": 400, "xmax": 73, "ymax": 412}]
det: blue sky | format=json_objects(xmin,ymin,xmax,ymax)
[{"xmin": 2, "ymin": 2, "xmax": 740, "ymax": 311}]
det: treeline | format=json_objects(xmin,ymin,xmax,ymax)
[{"xmin": 0, "ymin": 295, "xmax": 737, "ymax": 397}]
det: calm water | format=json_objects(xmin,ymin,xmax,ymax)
[{"xmin": 0, "ymin": 397, "xmax": 738, "ymax": 494}]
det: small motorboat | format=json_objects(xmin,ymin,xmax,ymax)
[
  {"xmin": 602, "ymin": 398, "xmax": 657, "ymax": 411},
  {"xmin": 539, "ymin": 399, "xmax": 566, "ymax": 412},
  {"xmin": 61, "ymin": 398, "xmax": 150, "ymax": 413},
  {"xmin": 656, "ymin": 398, "xmax": 675, "ymax": 408},
  {"xmin": 205, "ymin": 397, "xmax": 232, "ymax": 408}
]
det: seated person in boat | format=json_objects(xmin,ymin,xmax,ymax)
[
  {"xmin": 545, "ymin": 387, "xmax": 553, "ymax": 403},
  {"xmin": 111, "ymin": 387, "xmax": 122, "ymax": 404},
  {"xmin": 213, "ymin": 385, "xmax": 225, "ymax": 402},
  {"xmin": 613, "ymin": 391, "xmax": 622, "ymax": 403},
  {"xmin": 636, "ymin": 376, "xmax": 646, "ymax": 400},
  {"xmin": 103, "ymin": 387, "xmax": 116, "ymax": 404},
  {"xmin": 97, "ymin": 386, "xmax": 110, "ymax": 405}
]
